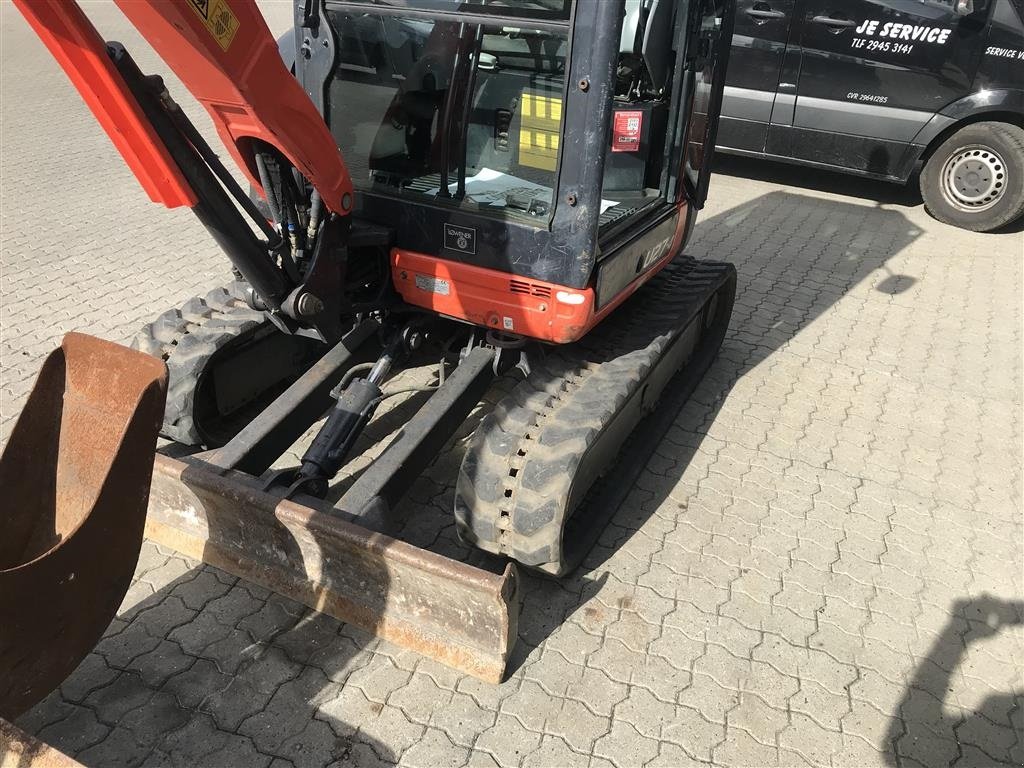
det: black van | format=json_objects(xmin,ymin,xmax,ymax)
[{"xmin": 719, "ymin": 0, "xmax": 1024, "ymax": 232}]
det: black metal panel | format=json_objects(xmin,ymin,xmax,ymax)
[
  {"xmin": 594, "ymin": 209, "xmax": 680, "ymax": 309},
  {"xmin": 294, "ymin": 0, "xmax": 335, "ymax": 115},
  {"xmin": 198, "ymin": 319, "xmax": 380, "ymax": 476},
  {"xmin": 766, "ymin": 124, "xmax": 914, "ymax": 179},
  {"xmin": 716, "ymin": 115, "xmax": 771, "ymax": 153},
  {"xmin": 544, "ymin": 0, "xmax": 624, "ymax": 287},
  {"xmin": 355, "ymin": 193, "xmax": 566, "ymax": 283},
  {"xmin": 335, "ymin": 346, "xmax": 495, "ymax": 524}
]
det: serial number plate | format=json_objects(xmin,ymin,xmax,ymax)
[{"xmin": 414, "ymin": 274, "xmax": 450, "ymax": 296}]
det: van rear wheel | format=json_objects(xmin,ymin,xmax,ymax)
[{"xmin": 920, "ymin": 121, "xmax": 1024, "ymax": 233}]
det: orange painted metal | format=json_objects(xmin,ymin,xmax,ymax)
[
  {"xmin": 0, "ymin": 335, "xmax": 167, "ymax": 719},
  {"xmin": 12, "ymin": 0, "xmax": 196, "ymax": 208},
  {"xmin": 390, "ymin": 207, "xmax": 687, "ymax": 345},
  {"xmin": 392, "ymin": 249, "xmax": 593, "ymax": 344},
  {"xmin": 12, "ymin": 0, "xmax": 353, "ymax": 215},
  {"xmin": 112, "ymin": 0, "xmax": 353, "ymax": 213}
]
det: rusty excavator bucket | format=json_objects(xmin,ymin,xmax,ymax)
[{"xmin": 0, "ymin": 333, "xmax": 167, "ymax": 719}]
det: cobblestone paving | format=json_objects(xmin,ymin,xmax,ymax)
[{"xmin": 3, "ymin": 3, "xmax": 1023, "ymax": 767}]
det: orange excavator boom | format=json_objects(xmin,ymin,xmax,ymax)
[{"xmin": 13, "ymin": 0, "xmax": 353, "ymax": 214}]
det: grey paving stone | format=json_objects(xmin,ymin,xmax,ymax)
[
  {"xmin": 474, "ymin": 714, "xmax": 543, "ymax": 764},
  {"xmin": 15, "ymin": 689, "xmax": 76, "ymax": 735},
  {"xmin": 398, "ymin": 727, "xmax": 469, "ymax": 768},
  {"xmin": 59, "ymin": 653, "xmax": 120, "ymax": 704},
  {"xmin": 328, "ymin": 739, "xmax": 395, "ymax": 768},
  {"xmin": 36, "ymin": 703, "xmax": 110, "ymax": 757},
  {"xmin": 196, "ymin": 627, "xmax": 261, "ymax": 676},
  {"xmin": 661, "ymin": 706, "xmax": 725, "ymax": 763},
  {"xmin": 168, "ymin": 567, "xmax": 236, "ymax": 611},
  {"xmin": 499, "ymin": 679, "xmax": 560, "ymax": 734},
  {"xmin": 277, "ymin": 718, "xmax": 352, "ymax": 768},
  {"xmin": 204, "ymin": 675, "xmax": 275, "ymax": 731},
  {"xmin": 238, "ymin": 595, "xmax": 306, "ymax": 639},
  {"xmin": 76, "ymin": 726, "xmax": 151, "ymax": 768},
  {"xmin": 163, "ymin": 657, "xmax": 231, "ymax": 709},
  {"xmin": 355, "ymin": 703, "xmax": 427, "ymax": 756},
  {"xmin": 93, "ymin": 621, "xmax": 163, "ymax": 669},
  {"xmin": 192, "ymin": 731, "xmax": 273, "ymax": 768},
  {"xmin": 389, "ymin": 672, "xmax": 453, "ymax": 726},
  {"xmin": 346, "ymin": 655, "xmax": 416, "ymax": 706},
  {"xmin": 83, "ymin": 671, "xmax": 155, "ymax": 724},
  {"xmin": 522, "ymin": 735, "xmax": 589, "ymax": 768},
  {"xmin": 127, "ymin": 640, "xmax": 196, "ymax": 688},
  {"xmin": 204, "ymin": 584, "xmax": 266, "ymax": 625},
  {"xmin": 545, "ymin": 697, "xmax": 610, "ymax": 754},
  {"xmin": 164, "ymin": 609, "xmax": 235, "ymax": 655},
  {"xmin": 236, "ymin": 644, "xmax": 304, "ymax": 696},
  {"xmin": 117, "ymin": 690, "xmax": 191, "ymax": 747},
  {"xmin": 238, "ymin": 666, "xmax": 335, "ymax": 754},
  {"xmin": 429, "ymin": 690, "xmax": 497, "ymax": 748},
  {"xmin": 593, "ymin": 721, "xmax": 660, "ymax": 768},
  {"xmin": 140, "ymin": 559, "xmax": 194, "ymax": 591}
]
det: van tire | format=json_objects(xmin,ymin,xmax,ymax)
[{"xmin": 920, "ymin": 121, "xmax": 1024, "ymax": 233}]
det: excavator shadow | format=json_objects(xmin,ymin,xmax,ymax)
[
  {"xmin": 14, "ymin": 562, "xmax": 400, "ymax": 767},
  {"xmin": 12, "ymin": 189, "xmax": 925, "ymax": 763}
]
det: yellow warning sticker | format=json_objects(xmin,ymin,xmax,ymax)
[
  {"xmin": 188, "ymin": 0, "xmax": 239, "ymax": 52},
  {"xmin": 519, "ymin": 92, "xmax": 563, "ymax": 172}
]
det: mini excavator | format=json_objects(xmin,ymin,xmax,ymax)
[{"xmin": 1, "ymin": 0, "xmax": 735, "ymax": 716}]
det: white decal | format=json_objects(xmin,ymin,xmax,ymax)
[
  {"xmin": 847, "ymin": 92, "xmax": 889, "ymax": 104},
  {"xmin": 854, "ymin": 19, "xmax": 951, "ymax": 45},
  {"xmin": 414, "ymin": 274, "xmax": 450, "ymax": 296},
  {"xmin": 985, "ymin": 46, "xmax": 1024, "ymax": 60}
]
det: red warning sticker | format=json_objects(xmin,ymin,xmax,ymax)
[{"xmin": 611, "ymin": 110, "xmax": 643, "ymax": 153}]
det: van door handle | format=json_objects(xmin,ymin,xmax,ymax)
[
  {"xmin": 746, "ymin": 8, "xmax": 786, "ymax": 21},
  {"xmin": 811, "ymin": 15, "xmax": 857, "ymax": 29}
]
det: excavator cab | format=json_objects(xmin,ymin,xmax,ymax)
[
  {"xmin": 3, "ymin": 0, "xmax": 735, "ymax": 717},
  {"xmin": 304, "ymin": 0, "xmax": 730, "ymax": 340}
]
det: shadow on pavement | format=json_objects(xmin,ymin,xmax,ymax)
[
  {"xmin": 16, "ymin": 565, "xmax": 399, "ymax": 767},
  {"xmin": 885, "ymin": 596, "xmax": 1024, "ymax": 768}
]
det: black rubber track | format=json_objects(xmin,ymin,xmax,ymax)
[
  {"xmin": 455, "ymin": 257, "xmax": 736, "ymax": 576},
  {"xmin": 131, "ymin": 282, "xmax": 268, "ymax": 446}
]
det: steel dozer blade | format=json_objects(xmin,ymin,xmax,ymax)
[
  {"xmin": 145, "ymin": 452, "xmax": 520, "ymax": 684},
  {"xmin": 0, "ymin": 334, "xmax": 168, "ymax": 719}
]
